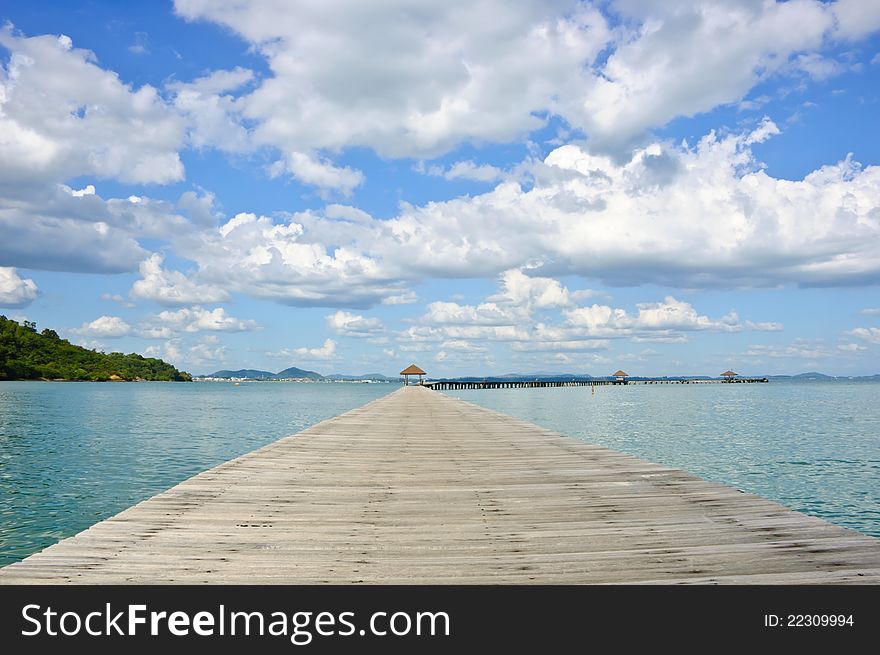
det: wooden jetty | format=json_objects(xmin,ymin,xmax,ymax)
[
  {"xmin": 1, "ymin": 386, "xmax": 877, "ymax": 584},
  {"xmin": 424, "ymin": 377, "xmax": 768, "ymax": 391}
]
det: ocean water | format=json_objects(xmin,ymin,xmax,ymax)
[
  {"xmin": 0, "ymin": 381, "xmax": 395, "ymax": 566},
  {"xmin": 447, "ymin": 380, "xmax": 880, "ymax": 539},
  {"xmin": 1, "ymin": 380, "xmax": 878, "ymax": 567}
]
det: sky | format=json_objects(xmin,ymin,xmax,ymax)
[{"xmin": 1, "ymin": 0, "xmax": 879, "ymax": 377}]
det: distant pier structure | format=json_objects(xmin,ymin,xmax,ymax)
[{"xmin": 424, "ymin": 369, "xmax": 768, "ymax": 391}]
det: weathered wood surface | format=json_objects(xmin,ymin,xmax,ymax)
[{"xmin": 2, "ymin": 386, "xmax": 878, "ymax": 584}]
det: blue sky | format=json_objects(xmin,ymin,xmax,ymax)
[{"xmin": 1, "ymin": 0, "xmax": 879, "ymax": 377}]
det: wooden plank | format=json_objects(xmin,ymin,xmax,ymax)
[{"xmin": 1, "ymin": 386, "xmax": 877, "ymax": 584}]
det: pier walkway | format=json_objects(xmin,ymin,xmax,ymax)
[{"xmin": 1, "ymin": 386, "xmax": 878, "ymax": 584}]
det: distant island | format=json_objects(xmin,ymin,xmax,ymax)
[
  {"xmin": 198, "ymin": 367, "xmax": 397, "ymax": 382},
  {"xmin": 0, "ymin": 316, "xmax": 191, "ymax": 381}
]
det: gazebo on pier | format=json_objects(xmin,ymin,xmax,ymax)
[
  {"xmin": 400, "ymin": 364, "xmax": 426, "ymax": 386},
  {"xmin": 721, "ymin": 370, "xmax": 738, "ymax": 382},
  {"xmin": 612, "ymin": 370, "xmax": 629, "ymax": 384}
]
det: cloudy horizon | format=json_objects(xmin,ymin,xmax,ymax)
[{"xmin": 2, "ymin": 1, "xmax": 879, "ymax": 377}]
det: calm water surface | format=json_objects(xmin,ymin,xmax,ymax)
[
  {"xmin": 0, "ymin": 381, "xmax": 394, "ymax": 566},
  {"xmin": 448, "ymin": 381, "xmax": 879, "ymax": 539},
  {"xmin": 1, "ymin": 380, "xmax": 878, "ymax": 566}
]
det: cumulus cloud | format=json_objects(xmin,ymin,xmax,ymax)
[
  {"xmin": 563, "ymin": 297, "xmax": 740, "ymax": 335},
  {"xmin": 173, "ymin": 0, "xmax": 610, "ymax": 158},
  {"xmin": 131, "ymin": 253, "xmax": 230, "ymax": 305},
  {"xmin": 0, "ymin": 28, "xmax": 184, "ymax": 186},
  {"xmin": 418, "ymin": 160, "xmax": 504, "ymax": 183},
  {"xmin": 168, "ymin": 67, "xmax": 254, "ymax": 153},
  {"xmin": 487, "ymin": 269, "xmax": 577, "ymax": 309},
  {"xmin": 0, "ymin": 267, "xmax": 38, "ymax": 307},
  {"xmin": 0, "ymin": 185, "xmax": 149, "ymax": 274},
  {"xmin": 381, "ymin": 291, "xmax": 419, "ymax": 305},
  {"xmin": 402, "ymin": 275, "xmax": 748, "ymax": 358},
  {"xmin": 326, "ymin": 310, "xmax": 384, "ymax": 337},
  {"xmin": 348, "ymin": 122, "xmax": 880, "ymax": 289},
  {"xmin": 152, "ymin": 306, "xmax": 258, "ymax": 333},
  {"xmin": 848, "ymin": 327, "xmax": 880, "ymax": 344},
  {"xmin": 175, "ymin": 211, "xmax": 408, "ymax": 308},
  {"xmin": 73, "ymin": 315, "xmax": 132, "ymax": 338},
  {"xmin": 171, "ymin": 0, "xmax": 880, "ymax": 159},
  {"xmin": 421, "ymin": 301, "xmax": 528, "ymax": 327},
  {"xmin": 144, "ymin": 336, "xmax": 226, "ymax": 369},
  {"xmin": 270, "ymin": 338, "xmax": 338, "ymax": 361},
  {"xmin": 270, "ymin": 152, "xmax": 364, "ymax": 195},
  {"xmin": 861, "ymin": 308, "xmax": 880, "ymax": 316}
]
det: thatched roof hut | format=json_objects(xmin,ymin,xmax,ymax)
[
  {"xmin": 721, "ymin": 370, "xmax": 738, "ymax": 380},
  {"xmin": 612, "ymin": 370, "xmax": 629, "ymax": 379}
]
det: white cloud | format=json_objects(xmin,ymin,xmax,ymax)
[
  {"xmin": 272, "ymin": 338, "xmax": 338, "ymax": 361},
  {"xmin": 487, "ymin": 269, "xmax": 576, "ymax": 309},
  {"xmin": 144, "ymin": 336, "xmax": 226, "ymax": 369},
  {"xmin": 746, "ymin": 321, "xmax": 784, "ymax": 332},
  {"xmin": 0, "ymin": 185, "xmax": 149, "ymax": 274},
  {"xmin": 510, "ymin": 339, "xmax": 609, "ymax": 352},
  {"xmin": 128, "ymin": 32, "xmax": 149, "ymax": 55},
  {"xmin": 100, "ymin": 293, "xmax": 136, "ymax": 308},
  {"xmin": 421, "ymin": 300, "xmax": 528, "ymax": 327},
  {"xmin": 563, "ymin": 296, "xmax": 740, "ymax": 336},
  {"xmin": 131, "ymin": 253, "xmax": 231, "ymax": 305},
  {"xmin": 169, "ymin": 68, "xmax": 254, "ymax": 153},
  {"xmin": 271, "ymin": 151, "xmax": 364, "ymax": 195},
  {"xmin": 439, "ymin": 340, "xmax": 488, "ymax": 353},
  {"xmin": 419, "ymin": 160, "xmax": 504, "ymax": 183},
  {"xmin": 174, "ymin": 0, "xmax": 610, "ymax": 158},
  {"xmin": 838, "ymin": 343, "xmax": 867, "ymax": 352},
  {"xmin": 171, "ymin": 0, "xmax": 880, "ymax": 159},
  {"xmin": 792, "ymin": 53, "xmax": 844, "ymax": 81},
  {"xmin": 861, "ymin": 308, "xmax": 880, "ymax": 316},
  {"xmin": 177, "ymin": 211, "xmax": 408, "ymax": 308},
  {"xmin": 381, "ymin": 291, "xmax": 419, "ymax": 305},
  {"xmin": 347, "ymin": 122, "xmax": 880, "ymax": 290},
  {"xmin": 0, "ymin": 267, "xmax": 38, "ymax": 308},
  {"xmin": 73, "ymin": 315, "xmax": 132, "ymax": 338},
  {"xmin": 0, "ymin": 28, "xmax": 184, "ymax": 186},
  {"xmin": 326, "ymin": 310, "xmax": 384, "ymax": 337},
  {"xmin": 848, "ymin": 327, "xmax": 880, "ymax": 344},
  {"xmin": 745, "ymin": 341, "xmax": 831, "ymax": 359},
  {"xmin": 152, "ymin": 306, "xmax": 258, "ymax": 333}
]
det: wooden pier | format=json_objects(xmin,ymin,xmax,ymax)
[
  {"xmin": 424, "ymin": 377, "xmax": 768, "ymax": 391},
  {"xmin": 1, "ymin": 386, "xmax": 877, "ymax": 584}
]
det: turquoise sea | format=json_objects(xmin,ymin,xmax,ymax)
[
  {"xmin": 450, "ymin": 380, "xmax": 880, "ymax": 540},
  {"xmin": 0, "ymin": 379, "xmax": 878, "ymax": 566},
  {"xmin": 0, "ymin": 381, "xmax": 395, "ymax": 566}
]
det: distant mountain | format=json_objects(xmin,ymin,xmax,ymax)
[
  {"xmin": 272, "ymin": 366, "xmax": 323, "ymax": 380},
  {"xmin": 206, "ymin": 369, "xmax": 275, "ymax": 379},
  {"xmin": 767, "ymin": 372, "xmax": 835, "ymax": 381},
  {"xmin": 326, "ymin": 373, "xmax": 395, "ymax": 381},
  {"xmin": 794, "ymin": 372, "xmax": 834, "ymax": 380}
]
